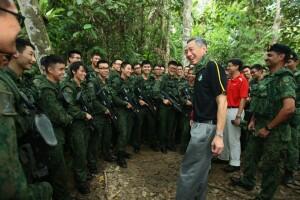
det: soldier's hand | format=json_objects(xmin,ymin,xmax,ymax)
[
  {"xmin": 232, "ymin": 117, "xmax": 241, "ymax": 126},
  {"xmin": 104, "ymin": 109, "xmax": 111, "ymax": 115},
  {"xmin": 186, "ymin": 100, "xmax": 192, "ymax": 106},
  {"xmin": 211, "ymin": 135, "xmax": 224, "ymax": 156},
  {"xmin": 258, "ymin": 127, "xmax": 270, "ymax": 138},
  {"xmin": 163, "ymin": 99, "xmax": 171, "ymax": 105},
  {"xmin": 85, "ymin": 113, "xmax": 93, "ymax": 120},
  {"xmin": 127, "ymin": 103, "xmax": 133, "ymax": 109},
  {"xmin": 248, "ymin": 120, "xmax": 255, "ymax": 131},
  {"xmin": 139, "ymin": 100, "xmax": 148, "ymax": 106}
]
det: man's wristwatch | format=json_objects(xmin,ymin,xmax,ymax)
[
  {"xmin": 216, "ymin": 131, "xmax": 223, "ymax": 138},
  {"xmin": 236, "ymin": 115, "xmax": 241, "ymax": 119},
  {"xmin": 265, "ymin": 125, "xmax": 272, "ymax": 132}
]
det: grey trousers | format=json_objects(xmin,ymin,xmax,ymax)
[{"xmin": 176, "ymin": 122, "xmax": 216, "ymax": 200}]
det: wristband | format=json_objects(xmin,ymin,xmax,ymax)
[{"xmin": 236, "ymin": 115, "xmax": 241, "ymax": 119}]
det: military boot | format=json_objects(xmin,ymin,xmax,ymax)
[
  {"xmin": 282, "ymin": 169, "xmax": 294, "ymax": 185},
  {"xmin": 116, "ymin": 152, "xmax": 127, "ymax": 168},
  {"xmin": 77, "ymin": 182, "xmax": 90, "ymax": 195}
]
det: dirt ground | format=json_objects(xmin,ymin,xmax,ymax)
[{"xmin": 73, "ymin": 146, "xmax": 300, "ymax": 200}]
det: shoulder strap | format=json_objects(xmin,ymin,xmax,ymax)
[{"xmin": 213, "ymin": 61, "xmax": 226, "ymax": 92}]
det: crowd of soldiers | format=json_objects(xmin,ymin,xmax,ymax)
[{"xmin": 0, "ymin": 38, "xmax": 196, "ymax": 199}]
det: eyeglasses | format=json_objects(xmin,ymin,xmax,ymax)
[
  {"xmin": 0, "ymin": 7, "xmax": 25, "ymax": 27},
  {"xmin": 98, "ymin": 67, "xmax": 109, "ymax": 70}
]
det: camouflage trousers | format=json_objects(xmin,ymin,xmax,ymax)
[
  {"xmin": 286, "ymin": 112, "xmax": 300, "ymax": 172},
  {"xmin": 132, "ymin": 107, "xmax": 157, "ymax": 149},
  {"xmin": 87, "ymin": 114, "xmax": 112, "ymax": 170},
  {"xmin": 158, "ymin": 104, "xmax": 177, "ymax": 148},
  {"xmin": 47, "ymin": 128, "xmax": 70, "ymax": 200},
  {"xmin": 69, "ymin": 120, "xmax": 90, "ymax": 184},
  {"xmin": 241, "ymin": 128, "xmax": 288, "ymax": 199},
  {"xmin": 178, "ymin": 113, "xmax": 191, "ymax": 154},
  {"xmin": 116, "ymin": 108, "xmax": 134, "ymax": 152}
]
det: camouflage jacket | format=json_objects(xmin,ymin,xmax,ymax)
[
  {"xmin": 157, "ymin": 73, "xmax": 180, "ymax": 103},
  {"xmin": 35, "ymin": 76, "xmax": 72, "ymax": 128},
  {"xmin": 110, "ymin": 75, "xmax": 137, "ymax": 109},
  {"xmin": 60, "ymin": 79, "xmax": 93, "ymax": 120},
  {"xmin": 250, "ymin": 67, "xmax": 296, "ymax": 141}
]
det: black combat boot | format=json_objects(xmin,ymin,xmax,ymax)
[
  {"xmin": 77, "ymin": 182, "xmax": 90, "ymax": 195},
  {"xmin": 282, "ymin": 169, "xmax": 294, "ymax": 185},
  {"xmin": 116, "ymin": 152, "xmax": 127, "ymax": 168}
]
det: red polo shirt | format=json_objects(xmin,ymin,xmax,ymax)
[{"xmin": 227, "ymin": 73, "xmax": 249, "ymax": 107}]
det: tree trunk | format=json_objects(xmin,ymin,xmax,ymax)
[
  {"xmin": 17, "ymin": 0, "xmax": 53, "ymax": 71},
  {"xmin": 182, "ymin": 0, "xmax": 193, "ymax": 66},
  {"xmin": 272, "ymin": 0, "xmax": 281, "ymax": 43}
]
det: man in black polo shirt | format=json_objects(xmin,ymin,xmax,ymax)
[{"xmin": 176, "ymin": 37, "xmax": 227, "ymax": 200}]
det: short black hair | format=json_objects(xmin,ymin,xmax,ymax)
[
  {"xmin": 69, "ymin": 61, "xmax": 86, "ymax": 78},
  {"xmin": 68, "ymin": 50, "xmax": 81, "ymax": 58},
  {"xmin": 251, "ymin": 64, "xmax": 263, "ymax": 71},
  {"xmin": 177, "ymin": 62, "xmax": 183, "ymax": 67},
  {"xmin": 91, "ymin": 52, "xmax": 101, "ymax": 58},
  {"xmin": 42, "ymin": 55, "xmax": 65, "ymax": 73},
  {"xmin": 141, "ymin": 60, "xmax": 151, "ymax": 66},
  {"xmin": 96, "ymin": 59, "xmax": 109, "ymax": 67},
  {"xmin": 16, "ymin": 38, "xmax": 35, "ymax": 53},
  {"xmin": 121, "ymin": 61, "xmax": 131, "ymax": 69},
  {"xmin": 168, "ymin": 60, "xmax": 178, "ymax": 67},
  {"xmin": 228, "ymin": 58, "xmax": 243, "ymax": 70},
  {"xmin": 133, "ymin": 63, "xmax": 141, "ymax": 69},
  {"xmin": 268, "ymin": 44, "xmax": 291, "ymax": 62}
]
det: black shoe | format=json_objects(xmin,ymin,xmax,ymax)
[
  {"xmin": 230, "ymin": 177, "xmax": 254, "ymax": 191},
  {"xmin": 86, "ymin": 172, "xmax": 93, "ymax": 181},
  {"xmin": 150, "ymin": 144, "xmax": 159, "ymax": 152},
  {"xmin": 161, "ymin": 147, "xmax": 167, "ymax": 154},
  {"xmin": 133, "ymin": 147, "xmax": 140, "ymax": 154},
  {"xmin": 123, "ymin": 151, "xmax": 132, "ymax": 159},
  {"xmin": 103, "ymin": 154, "xmax": 116, "ymax": 162},
  {"xmin": 223, "ymin": 165, "xmax": 240, "ymax": 173},
  {"xmin": 116, "ymin": 157, "xmax": 127, "ymax": 168},
  {"xmin": 212, "ymin": 158, "xmax": 228, "ymax": 164},
  {"xmin": 282, "ymin": 170, "xmax": 295, "ymax": 185},
  {"xmin": 77, "ymin": 182, "xmax": 90, "ymax": 194},
  {"xmin": 167, "ymin": 145, "xmax": 176, "ymax": 152}
]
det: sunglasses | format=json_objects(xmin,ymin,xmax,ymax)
[{"xmin": 0, "ymin": 7, "xmax": 25, "ymax": 27}]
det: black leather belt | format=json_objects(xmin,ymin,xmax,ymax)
[
  {"xmin": 196, "ymin": 120, "xmax": 217, "ymax": 125},
  {"xmin": 228, "ymin": 106, "xmax": 238, "ymax": 108}
]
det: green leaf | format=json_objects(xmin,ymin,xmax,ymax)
[
  {"xmin": 76, "ymin": 0, "xmax": 83, "ymax": 5},
  {"xmin": 83, "ymin": 24, "xmax": 93, "ymax": 30}
]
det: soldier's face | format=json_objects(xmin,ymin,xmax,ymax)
[
  {"xmin": 168, "ymin": 64, "xmax": 177, "ymax": 76},
  {"xmin": 250, "ymin": 69, "xmax": 262, "ymax": 80},
  {"xmin": 134, "ymin": 65, "xmax": 142, "ymax": 75},
  {"xmin": 185, "ymin": 41, "xmax": 207, "ymax": 65},
  {"xmin": 265, "ymin": 51, "xmax": 285, "ymax": 67},
  {"xmin": 98, "ymin": 63, "xmax": 109, "ymax": 78},
  {"xmin": 0, "ymin": 3, "xmax": 21, "ymax": 54},
  {"xmin": 91, "ymin": 55, "xmax": 100, "ymax": 67},
  {"xmin": 286, "ymin": 59, "xmax": 299, "ymax": 70},
  {"xmin": 121, "ymin": 64, "xmax": 132, "ymax": 78},
  {"xmin": 69, "ymin": 53, "xmax": 81, "ymax": 64},
  {"xmin": 142, "ymin": 64, "xmax": 151, "ymax": 75},
  {"xmin": 176, "ymin": 67, "xmax": 184, "ymax": 77},
  {"xmin": 187, "ymin": 70, "xmax": 195, "ymax": 82},
  {"xmin": 153, "ymin": 66, "xmax": 161, "ymax": 76},
  {"xmin": 15, "ymin": 46, "xmax": 36, "ymax": 70},
  {"xmin": 49, "ymin": 63, "xmax": 66, "ymax": 82},
  {"xmin": 113, "ymin": 60, "xmax": 122, "ymax": 72},
  {"xmin": 73, "ymin": 65, "xmax": 86, "ymax": 81}
]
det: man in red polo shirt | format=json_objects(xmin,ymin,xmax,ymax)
[{"xmin": 219, "ymin": 58, "xmax": 249, "ymax": 172}]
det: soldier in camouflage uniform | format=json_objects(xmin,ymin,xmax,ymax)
[
  {"xmin": 0, "ymin": 37, "xmax": 52, "ymax": 199},
  {"xmin": 86, "ymin": 52, "xmax": 101, "ymax": 80},
  {"xmin": 156, "ymin": 61, "xmax": 181, "ymax": 153},
  {"xmin": 61, "ymin": 61, "xmax": 93, "ymax": 194},
  {"xmin": 108, "ymin": 59, "xmax": 122, "ymax": 84},
  {"xmin": 35, "ymin": 55, "xmax": 73, "ymax": 200},
  {"xmin": 111, "ymin": 62, "xmax": 136, "ymax": 168},
  {"xmin": 133, "ymin": 61, "xmax": 158, "ymax": 152},
  {"xmin": 283, "ymin": 51, "xmax": 300, "ymax": 185},
  {"xmin": 178, "ymin": 68, "xmax": 194, "ymax": 154},
  {"xmin": 231, "ymin": 44, "xmax": 296, "ymax": 200}
]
